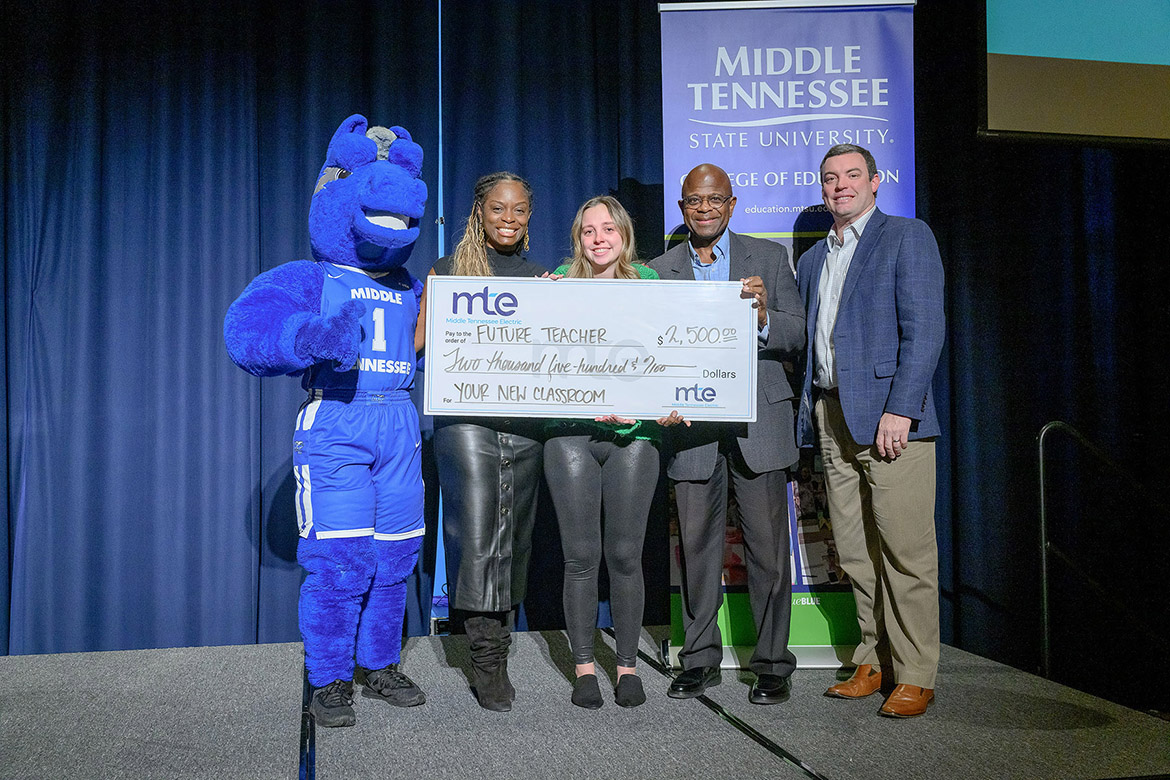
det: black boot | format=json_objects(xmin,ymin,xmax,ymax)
[
  {"xmin": 465, "ymin": 614, "xmax": 513, "ymax": 712},
  {"xmin": 498, "ymin": 622, "xmax": 515, "ymax": 701}
]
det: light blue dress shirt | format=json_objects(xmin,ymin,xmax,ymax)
[{"xmin": 688, "ymin": 230, "xmax": 769, "ymax": 341}]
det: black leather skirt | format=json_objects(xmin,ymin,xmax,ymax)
[{"xmin": 434, "ymin": 420, "xmax": 543, "ymax": 612}]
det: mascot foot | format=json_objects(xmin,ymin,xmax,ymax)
[
  {"xmin": 310, "ymin": 680, "xmax": 356, "ymax": 727},
  {"xmin": 465, "ymin": 615, "xmax": 514, "ymax": 712},
  {"xmin": 358, "ymin": 664, "xmax": 426, "ymax": 708}
]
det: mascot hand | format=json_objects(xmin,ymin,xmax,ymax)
[{"xmin": 295, "ymin": 300, "xmax": 366, "ymax": 370}]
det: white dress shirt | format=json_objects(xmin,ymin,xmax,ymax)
[{"xmin": 813, "ymin": 205, "xmax": 877, "ymax": 389}]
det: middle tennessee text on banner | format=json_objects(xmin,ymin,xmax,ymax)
[
  {"xmin": 423, "ymin": 275, "xmax": 758, "ymax": 422},
  {"xmin": 660, "ymin": 5, "xmax": 915, "ymax": 256}
]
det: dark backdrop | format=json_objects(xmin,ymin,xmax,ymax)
[
  {"xmin": 913, "ymin": 4, "xmax": 1170, "ymax": 712},
  {"xmin": 4, "ymin": 1, "xmax": 1167, "ymax": 713}
]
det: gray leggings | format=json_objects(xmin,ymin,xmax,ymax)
[{"xmin": 544, "ymin": 435, "xmax": 659, "ymax": 668}]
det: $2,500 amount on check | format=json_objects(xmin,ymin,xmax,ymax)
[{"xmin": 423, "ymin": 276, "xmax": 757, "ymax": 422}]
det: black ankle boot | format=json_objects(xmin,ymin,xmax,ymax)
[
  {"xmin": 465, "ymin": 614, "xmax": 512, "ymax": 712},
  {"xmin": 497, "ymin": 623, "xmax": 515, "ymax": 701}
]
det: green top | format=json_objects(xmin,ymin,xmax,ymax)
[
  {"xmin": 545, "ymin": 263, "xmax": 661, "ymax": 442},
  {"xmin": 551, "ymin": 262, "xmax": 660, "ymax": 280}
]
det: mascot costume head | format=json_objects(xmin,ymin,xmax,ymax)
[
  {"xmin": 308, "ymin": 115, "xmax": 425, "ymax": 270},
  {"xmin": 225, "ymin": 115, "xmax": 429, "ymax": 728}
]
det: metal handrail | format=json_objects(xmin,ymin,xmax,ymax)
[{"xmin": 1036, "ymin": 420, "xmax": 1170, "ymax": 678}]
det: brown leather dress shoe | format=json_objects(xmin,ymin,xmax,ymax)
[
  {"xmin": 879, "ymin": 684, "xmax": 934, "ymax": 718},
  {"xmin": 825, "ymin": 664, "xmax": 882, "ymax": 699}
]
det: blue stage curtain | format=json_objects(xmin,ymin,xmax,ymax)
[
  {"xmin": 3, "ymin": 0, "xmax": 438, "ymax": 654},
  {"xmin": 4, "ymin": 2, "xmax": 264, "ymax": 654},
  {"xmin": 438, "ymin": 0, "xmax": 664, "ymax": 268}
]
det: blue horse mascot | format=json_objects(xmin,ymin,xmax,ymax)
[{"xmin": 225, "ymin": 114, "xmax": 428, "ymax": 727}]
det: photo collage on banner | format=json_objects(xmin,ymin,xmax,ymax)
[{"xmin": 660, "ymin": 0, "xmax": 915, "ymax": 668}]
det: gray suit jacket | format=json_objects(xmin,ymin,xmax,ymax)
[{"xmin": 650, "ymin": 231, "xmax": 806, "ymax": 478}]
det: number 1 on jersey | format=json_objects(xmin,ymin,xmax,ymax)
[{"xmin": 371, "ymin": 307, "xmax": 387, "ymax": 352}]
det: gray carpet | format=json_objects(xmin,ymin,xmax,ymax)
[
  {"xmin": 314, "ymin": 627, "xmax": 805, "ymax": 780},
  {"xmin": 2, "ymin": 632, "xmax": 1168, "ymax": 780},
  {"xmin": 0, "ymin": 642, "xmax": 302, "ymax": 779},
  {"xmin": 692, "ymin": 642, "xmax": 1170, "ymax": 780}
]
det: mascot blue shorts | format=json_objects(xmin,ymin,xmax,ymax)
[{"xmin": 225, "ymin": 115, "xmax": 427, "ymax": 727}]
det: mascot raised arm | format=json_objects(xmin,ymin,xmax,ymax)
[{"xmin": 225, "ymin": 114, "xmax": 427, "ymax": 728}]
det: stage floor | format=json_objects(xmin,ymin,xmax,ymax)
[{"xmin": 2, "ymin": 630, "xmax": 1167, "ymax": 780}]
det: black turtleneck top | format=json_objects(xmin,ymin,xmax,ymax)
[{"xmin": 431, "ymin": 247, "xmax": 547, "ymax": 278}]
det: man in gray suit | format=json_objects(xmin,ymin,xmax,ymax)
[{"xmin": 650, "ymin": 164, "xmax": 806, "ymax": 704}]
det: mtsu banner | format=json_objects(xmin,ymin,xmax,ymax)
[
  {"xmin": 660, "ymin": 1, "xmax": 915, "ymax": 669},
  {"xmin": 660, "ymin": 1, "xmax": 915, "ymax": 254}
]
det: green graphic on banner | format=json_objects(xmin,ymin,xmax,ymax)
[
  {"xmin": 666, "ymin": 468, "xmax": 860, "ymax": 669},
  {"xmin": 669, "ymin": 591, "xmax": 860, "ymax": 664}
]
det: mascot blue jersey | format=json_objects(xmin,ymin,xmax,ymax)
[{"xmin": 302, "ymin": 262, "xmax": 419, "ymax": 393}]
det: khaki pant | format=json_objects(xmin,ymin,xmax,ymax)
[{"xmin": 815, "ymin": 392, "xmax": 940, "ymax": 688}]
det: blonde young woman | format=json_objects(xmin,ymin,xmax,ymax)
[
  {"xmin": 543, "ymin": 195, "xmax": 680, "ymax": 708},
  {"xmin": 417, "ymin": 172, "xmax": 547, "ymax": 712}
]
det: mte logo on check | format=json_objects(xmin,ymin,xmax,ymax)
[
  {"xmin": 675, "ymin": 384, "xmax": 717, "ymax": 403},
  {"xmin": 451, "ymin": 286, "xmax": 518, "ymax": 316}
]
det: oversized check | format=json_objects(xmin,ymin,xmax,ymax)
[{"xmin": 423, "ymin": 276, "xmax": 757, "ymax": 422}]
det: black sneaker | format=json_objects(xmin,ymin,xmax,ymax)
[
  {"xmin": 310, "ymin": 679, "xmax": 356, "ymax": 728},
  {"xmin": 359, "ymin": 664, "xmax": 426, "ymax": 707}
]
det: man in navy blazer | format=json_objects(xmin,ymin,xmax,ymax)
[
  {"xmin": 651, "ymin": 164, "xmax": 805, "ymax": 705},
  {"xmin": 796, "ymin": 144, "xmax": 945, "ymax": 718}
]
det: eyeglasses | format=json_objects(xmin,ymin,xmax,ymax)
[{"xmin": 681, "ymin": 193, "xmax": 731, "ymax": 209}]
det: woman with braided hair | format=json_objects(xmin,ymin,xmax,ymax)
[{"xmin": 417, "ymin": 172, "xmax": 547, "ymax": 712}]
